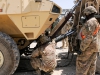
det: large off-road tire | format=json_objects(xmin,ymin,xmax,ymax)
[
  {"xmin": 0, "ymin": 32, "xmax": 20, "ymax": 75},
  {"xmin": 96, "ymin": 54, "xmax": 100, "ymax": 73}
]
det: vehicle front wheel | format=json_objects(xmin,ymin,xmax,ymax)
[{"xmin": 0, "ymin": 32, "xmax": 20, "ymax": 75}]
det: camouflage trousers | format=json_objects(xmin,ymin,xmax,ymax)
[
  {"xmin": 31, "ymin": 58, "xmax": 41, "ymax": 70},
  {"xmin": 76, "ymin": 51, "xmax": 97, "ymax": 75},
  {"xmin": 30, "ymin": 58, "xmax": 54, "ymax": 72}
]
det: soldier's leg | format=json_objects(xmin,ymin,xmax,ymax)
[
  {"xmin": 36, "ymin": 69, "xmax": 41, "ymax": 75},
  {"xmin": 62, "ymin": 39, "xmax": 64, "ymax": 48},
  {"xmin": 62, "ymin": 39, "xmax": 66, "ymax": 48},
  {"xmin": 76, "ymin": 51, "xmax": 95, "ymax": 75},
  {"xmin": 76, "ymin": 58, "xmax": 90, "ymax": 75},
  {"xmin": 30, "ymin": 58, "xmax": 41, "ymax": 75},
  {"xmin": 87, "ymin": 53, "xmax": 97, "ymax": 75},
  {"xmin": 64, "ymin": 38, "xmax": 68, "ymax": 48}
]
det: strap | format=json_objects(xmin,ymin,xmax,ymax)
[
  {"xmin": 93, "ymin": 25, "xmax": 100, "ymax": 36},
  {"xmin": 81, "ymin": 32, "xmax": 86, "ymax": 39}
]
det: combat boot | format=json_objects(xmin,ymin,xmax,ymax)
[{"xmin": 36, "ymin": 69, "xmax": 41, "ymax": 75}]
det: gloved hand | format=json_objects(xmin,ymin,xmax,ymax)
[{"xmin": 75, "ymin": 49, "xmax": 82, "ymax": 55}]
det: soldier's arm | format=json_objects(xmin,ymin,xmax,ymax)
[{"xmin": 31, "ymin": 48, "xmax": 40, "ymax": 58}]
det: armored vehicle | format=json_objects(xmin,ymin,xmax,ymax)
[{"xmin": 1, "ymin": 0, "xmax": 100, "ymax": 74}]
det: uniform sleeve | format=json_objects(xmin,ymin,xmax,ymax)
[
  {"xmin": 31, "ymin": 48, "xmax": 40, "ymax": 58},
  {"xmin": 80, "ymin": 20, "xmax": 98, "ymax": 51}
]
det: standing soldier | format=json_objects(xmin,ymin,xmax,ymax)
[
  {"xmin": 61, "ymin": 23, "xmax": 68, "ymax": 48},
  {"xmin": 30, "ymin": 33, "xmax": 57, "ymax": 75},
  {"xmin": 61, "ymin": 21, "xmax": 73, "ymax": 49},
  {"xmin": 76, "ymin": 6, "xmax": 99, "ymax": 75}
]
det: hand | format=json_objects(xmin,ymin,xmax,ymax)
[{"xmin": 75, "ymin": 49, "xmax": 82, "ymax": 55}]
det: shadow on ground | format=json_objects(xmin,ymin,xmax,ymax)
[{"xmin": 57, "ymin": 52, "xmax": 77, "ymax": 67}]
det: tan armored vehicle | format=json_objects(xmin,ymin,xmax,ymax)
[{"xmin": 0, "ymin": 0, "xmax": 61, "ymax": 75}]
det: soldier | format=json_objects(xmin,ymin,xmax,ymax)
[
  {"xmin": 61, "ymin": 21, "xmax": 73, "ymax": 49},
  {"xmin": 30, "ymin": 33, "xmax": 57, "ymax": 75},
  {"xmin": 76, "ymin": 6, "xmax": 99, "ymax": 75},
  {"xmin": 61, "ymin": 23, "xmax": 68, "ymax": 48}
]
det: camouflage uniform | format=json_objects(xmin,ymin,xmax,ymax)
[
  {"xmin": 76, "ymin": 6, "xmax": 99, "ymax": 75},
  {"xmin": 30, "ymin": 35, "xmax": 56, "ymax": 75},
  {"xmin": 61, "ymin": 21, "xmax": 73, "ymax": 48}
]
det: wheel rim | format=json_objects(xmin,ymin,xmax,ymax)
[{"xmin": 0, "ymin": 51, "xmax": 4, "ymax": 68}]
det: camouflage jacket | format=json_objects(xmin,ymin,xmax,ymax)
[{"xmin": 79, "ymin": 17, "xmax": 99, "ymax": 52}]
